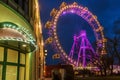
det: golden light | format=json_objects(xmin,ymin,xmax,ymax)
[{"xmin": 22, "ymin": 44, "xmax": 27, "ymax": 47}]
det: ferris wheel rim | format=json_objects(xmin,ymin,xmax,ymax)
[{"xmin": 47, "ymin": 2, "xmax": 106, "ymax": 66}]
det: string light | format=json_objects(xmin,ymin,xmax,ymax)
[{"xmin": 0, "ymin": 22, "xmax": 37, "ymax": 52}]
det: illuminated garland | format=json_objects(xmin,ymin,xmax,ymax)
[{"xmin": 0, "ymin": 22, "xmax": 37, "ymax": 52}]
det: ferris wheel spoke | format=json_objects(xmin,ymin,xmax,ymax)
[{"xmin": 45, "ymin": 2, "xmax": 106, "ymax": 69}]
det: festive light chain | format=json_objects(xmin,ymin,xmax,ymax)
[
  {"xmin": 0, "ymin": 22, "xmax": 37, "ymax": 51},
  {"xmin": 3, "ymin": 23, "xmax": 35, "ymax": 42}
]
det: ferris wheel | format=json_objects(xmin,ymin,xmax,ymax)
[{"xmin": 45, "ymin": 2, "xmax": 106, "ymax": 68}]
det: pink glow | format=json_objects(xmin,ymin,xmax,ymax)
[
  {"xmin": 70, "ymin": 10, "xmax": 75, "ymax": 13},
  {"xmin": 69, "ymin": 30, "xmax": 96, "ymax": 68},
  {"xmin": 62, "ymin": 11, "xmax": 66, "ymax": 15}
]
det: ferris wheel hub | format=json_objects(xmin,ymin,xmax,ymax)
[{"xmin": 45, "ymin": 2, "xmax": 106, "ymax": 68}]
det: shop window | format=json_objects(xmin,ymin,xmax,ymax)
[
  {"xmin": 0, "ymin": 65, "xmax": 2, "ymax": 80},
  {"xmin": 19, "ymin": 67, "xmax": 25, "ymax": 80},
  {"xmin": 7, "ymin": 49, "xmax": 18, "ymax": 63},
  {"xmin": 6, "ymin": 65, "xmax": 17, "ymax": 80},
  {"xmin": 0, "ymin": 46, "xmax": 26, "ymax": 80},
  {"xmin": 20, "ymin": 53, "xmax": 25, "ymax": 64},
  {"xmin": 0, "ymin": 47, "xmax": 4, "ymax": 61}
]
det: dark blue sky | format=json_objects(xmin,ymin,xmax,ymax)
[{"xmin": 39, "ymin": 0, "xmax": 120, "ymax": 65}]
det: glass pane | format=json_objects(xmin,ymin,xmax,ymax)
[
  {"xmin": 6, "ymin": 66, "xmax": 17, "ymax": 80},
  {"xmin": 0, "ymin": 65, "xmax": 2, "ymax": 80},
  {"xmin": 20, "ymin": 53, "xmax": 25, "ymax": 64},
  {"xmin": 0, "ymin": 47, "xmax": 4, "ymax": 61},
  {"xmin": 7, "ymin": 49, "xmax": 18, "ymax": 63},
  {"xmin": 19, "ymin": 67, "xmax": 25, "ymax": 80}
]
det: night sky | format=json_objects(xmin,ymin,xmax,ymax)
[{"xmin": 39, "ymin": 0, "xmax": 120, "ymax": 65}]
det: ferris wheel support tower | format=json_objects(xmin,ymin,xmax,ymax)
[{"xmin": 69, "ymin": 30, "xmax": 96, "ymax": 68}]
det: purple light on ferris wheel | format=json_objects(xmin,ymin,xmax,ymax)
[
  {"xmin": 70, "ymin": 9, "xmax": 75, "ymax": 13},
  {"xmin": 62, "ymin": 11, "xmax": 66, "ymax": 15},
  {"xmin": 69, "ymin": 30, "xmax": 96, "ymax": 68},
  {"xmin": 80, "ymin": 30, "xmax": 86, "ymax": 37},
  {"xmin": 98, "ymin": 43, "xmax": 102, "ymax": 47}
]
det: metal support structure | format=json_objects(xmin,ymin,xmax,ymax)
[{"xmin": 69, "ymin": 30, "xmax": 96, "ymax": 68}]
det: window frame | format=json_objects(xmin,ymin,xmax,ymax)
[{"xmin": 0, "ymin": 44, "xmax": 26, "ymax": 80}]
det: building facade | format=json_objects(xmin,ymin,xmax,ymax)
[{"xmin": 0, "ymin": 0, "xmax": 44, "ymax": 80}]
